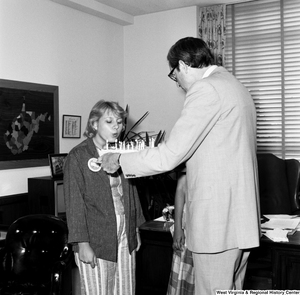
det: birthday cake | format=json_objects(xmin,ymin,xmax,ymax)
[
  {"xmin": 97, "ymin": 148, "xmax": 139, "ymax": 155},
  {"xmin": 97, "ymin": 139, "xmax": 155, "ymax": 156},
  {"xmin": 88, "ymin": 139, "xmax": 155, "ymax": 172}
]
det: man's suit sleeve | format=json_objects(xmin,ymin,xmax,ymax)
[{"xmin": 120, "ymin": 81, "xmax": 222, "ymax": 178}]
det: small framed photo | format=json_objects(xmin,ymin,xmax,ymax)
[
  {"xmin": 48, "ymin": 153, "xmax": 68, "ymax": 178},
  {"xmin": 62, "ymin": 115, "xmax": 81, "ymax": 138}
]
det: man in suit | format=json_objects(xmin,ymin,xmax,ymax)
[{"xmin": 101, "ymin": 37, "xmax": 261, "ymax": 294}]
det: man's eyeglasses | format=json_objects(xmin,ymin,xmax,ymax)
[{"xmin": 168, "ymin": 66, "xmax": 177, "ymax": 82}]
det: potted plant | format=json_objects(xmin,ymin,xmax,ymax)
[{"xmin": 120, "ymin": 105, "xmax": 177, "ymax": 221}]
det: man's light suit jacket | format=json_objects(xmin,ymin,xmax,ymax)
[{"xmin": 120, "ymin": 66, "xmax": 261, "ymax": 253}]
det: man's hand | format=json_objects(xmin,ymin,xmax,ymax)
[{"xmin": 101, "ymin": 152, "xmax": 121, "ymax": 174}]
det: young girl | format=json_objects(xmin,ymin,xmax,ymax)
[
  {"xmin": 167, "ymin": 170, "xmax": 195, "ymax": 295},
  {"xmin": 64, "ymin": 100, "xmax": 145, "ymax": 295}
]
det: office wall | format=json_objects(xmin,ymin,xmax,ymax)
[
  {"xmin": 0, "ymin": 2, "xmax": 198, "ymax": 196},
  {"xmin": 124, "ymin": 6, "xmax": 198, "ymax": 136},
  {"xmin": 0, "ymin": 0, "xmax": 124, "ymax": 196}
]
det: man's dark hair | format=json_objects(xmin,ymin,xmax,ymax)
[{"xmin": 167, "ymin": 37, "xmax": 214, "ymax": 70}]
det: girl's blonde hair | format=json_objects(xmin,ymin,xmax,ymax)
[{"xmin": 83, "ymin": 100, "xmax": 127, "ymax": 138}]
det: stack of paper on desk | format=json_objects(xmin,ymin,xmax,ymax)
[
  {"xmin": 262, "ymin": 218, "xmax": 300, "ymax": 230},
  {"xmin": 261, "ymin": 214, "xmax": 300, "ymax": 242},
  {"xmin": 263, "ymin": 228, "xmax": 290, "ymax": 242}
]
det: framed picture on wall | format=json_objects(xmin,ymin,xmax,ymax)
[
  {"xmin": 62, "ymin": 115, "xmax": 81, "ymax": 138},
  {"xmin": 0, "ymin": 79, "xmax": 59, "ymax": 170},
  {"xmin": 48, "ymin": 153, "xmax": 68, "ymax": 178}
]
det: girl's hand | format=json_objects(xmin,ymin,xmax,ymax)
[
  {"xmin": 172, "ymin": 227, "xmax": 185, "ymax": 252},
  {"xmin": 78, "ymin": 242, "xmax": 98, "ymax": 268}
]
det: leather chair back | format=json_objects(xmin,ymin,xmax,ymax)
[
  {"xmin": 0, "ymin": 214, "xmax": 72, "ymax": 295},
  {"xmin": 257, "ymin": 153, "xmax": 300, "ymax": 214}
]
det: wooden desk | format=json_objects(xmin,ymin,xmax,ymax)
[
  {"xmin": 260, "ymin": 231, "xmax": 300, "ymax": 289},
  {"xmin": 137, "ymin": 220, "xmax": 300, "ymax": 291},
  {"xmin": 136, "ymin": 220, "xmax": 173, "ymax": 295}
]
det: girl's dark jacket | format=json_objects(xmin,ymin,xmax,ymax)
[{"xmin": 63, "ymin": 137, "xmax": 145, "ymax": 262}]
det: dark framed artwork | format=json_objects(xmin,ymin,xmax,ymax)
[
  {"xmin": 0, "ymin": 79, "xmax": 59, "ymax": 170},
  {"xmin": 48, "ymin": 153, "xmax": 67, "ymax": 178},
  {"xmin": 62, "ymin": 115, "xmax": 81, "ymax": 138}
]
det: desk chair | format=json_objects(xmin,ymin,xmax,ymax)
[
  {"xmin": 257, "ymin": 153, "xmax": 300, "ymax": 215},
  {"xmin": 0, "ymin": 214, "xmax": 73, "ymax": 295},
  {"xmin": 245, "ymin": 153, "xmax": 300, "ymax": 289}
]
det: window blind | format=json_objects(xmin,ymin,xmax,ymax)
[{"xmin": 225, "ymin": 0, "xmax": 300, "ymax": 160}]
